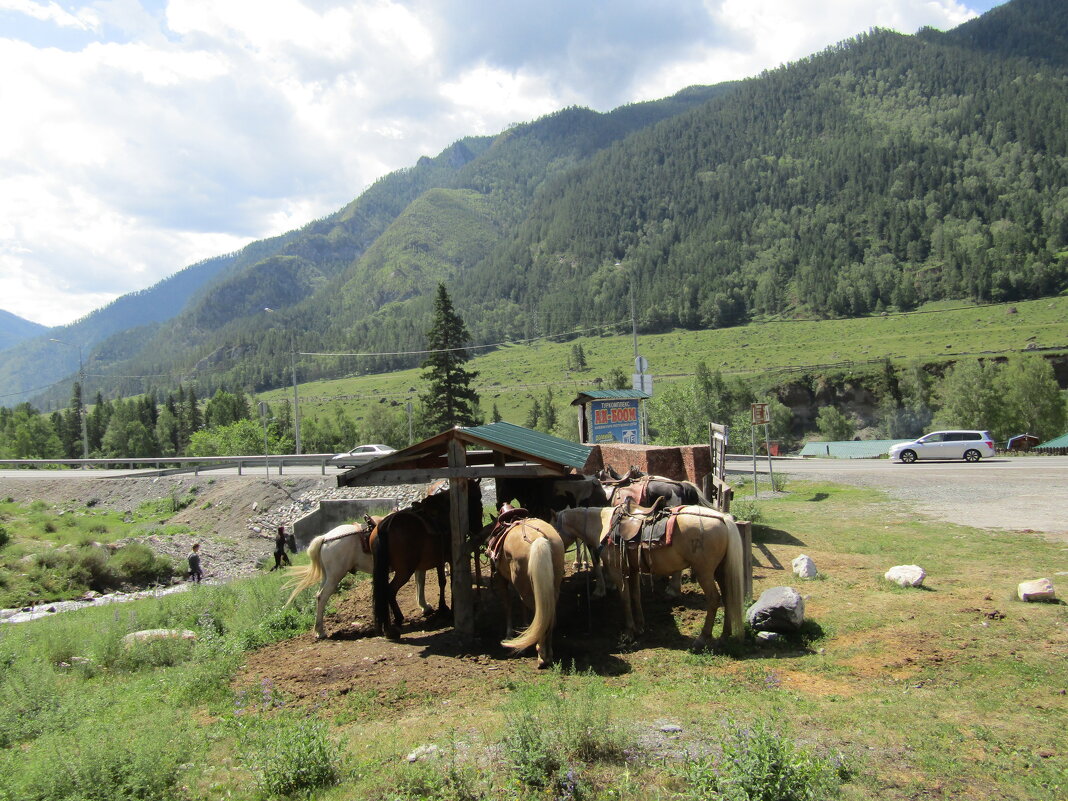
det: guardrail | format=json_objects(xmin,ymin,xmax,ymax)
[{"xmin": 0, "ymin": 454, "xmax": 339, "ymax": 477}]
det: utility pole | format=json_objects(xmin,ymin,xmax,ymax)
[
  {"xmin": 291, "ymin": 336, "xmax": 301, "ymax": 455},
  {"xmin": 49, "ymin": 338, "xmax": 90, "ymax": 464}
]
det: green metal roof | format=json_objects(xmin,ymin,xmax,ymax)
[
  {"xmin": 571, "ymin": 389, "xmax": 651, "ymax": 405},
  {"xmin": 462, "ymin": 421, "xmax": 592, "ymax": 469},
  {"xmin": 1036, "ymin": 432, "xmax": 1068, "ymax": 449}
]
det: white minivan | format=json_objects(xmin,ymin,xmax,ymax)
[{"xmin": 889, "ymin": 430, "xmax": 995, "ymax": 463}]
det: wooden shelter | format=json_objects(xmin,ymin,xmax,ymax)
[{"xmin": 335, "ymin": 422, "xmax": 593, "ymax": 638}]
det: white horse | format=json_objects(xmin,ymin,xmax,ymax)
[{"xmin": 285, "ymin": 521, "xmax": 432, "ymax": 639}]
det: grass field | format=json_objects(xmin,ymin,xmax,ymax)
[
  {"xmin": 1, "ymin": 479, "xmax": 1064, "ymax": 800},
  {"xmin": 261, "ymin": 296, "xmax": 1068, "ymax": 431}
]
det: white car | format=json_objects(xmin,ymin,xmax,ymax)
[
  {"xmin": 889, "ymin": 430, "xmax": 995, "ymax": 463},
  {"xmin": 330, "ymin": 443, "xmax": 397, "ymax": 468}
]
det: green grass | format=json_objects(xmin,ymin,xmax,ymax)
[
  {"xmin": 0, "ymin": 496, "xmax": 197, "ymax": 607},
  {"xmin": 1, "ymin": 483, "xmax": 1066, "ymax": 799},
  {"xmin": 260, "ymin": 296, "xmax": 1068, "ymax": 428}
]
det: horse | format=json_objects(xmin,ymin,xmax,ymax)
[
  {"xmin": 284, "ymin": 520, "xmax": 438, "ymax": 639},
  {"xmin": 599, "ymin": 468, "xmax": 715, "ymax": 510},
  {"xmin": 580, "ymin": 501, "xmax": 745, "ymax": 650},
  {"xmin": 371, "ymin": 483, "xmax": 483, "ymax": 639},
  {"xmin": 482, "ymin": 507, "xmax": 565, "ymax": 668},
  {"xmin": 551, "ymin": 506, "xmax": 618, "ymax": 599},
  {"xmin": 496, "ymin": 474, "xmax": 609, "ymax": 572}
]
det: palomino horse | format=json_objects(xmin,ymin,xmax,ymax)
[
  {"xmin": 580, "ymin": 501, "xmax": 745, "ymax": 649},
  {"xmin": 482, "ymin": 507, "xmax": 565, "ymax": 668},
  {"xmin": 284, "ymin": 520, "xmax": 437, "ymax": 639},
  {"xmin": 371, "ymin": 484, "xmax": 483, "ymax": 639}
]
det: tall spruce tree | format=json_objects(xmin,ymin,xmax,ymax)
[{"xmin": 419, "ymin": 284, "xmax": 480, "ymax": 432}]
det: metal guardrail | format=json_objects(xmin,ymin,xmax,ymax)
[{"xmin": 0, "ymin": 454, "xmax": 338, "ymax": 476}]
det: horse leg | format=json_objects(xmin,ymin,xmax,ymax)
[
  {"xmin": 414, "ymin": 569, "xmax": 431, "ymax": 616},
  {"xmin": 691, "ymin": 566, "xmax": 722, "ymax": 651},
  {"xmin": 313, "ymin": 565, "xmax": 345, "ymax": 639},
  {"xmin": 436, "ymin": 562, "xmax": 450, "ymax": 617},
  {"xmin": 493, "ymin": 567, "xmax": 514, "ymax": 640},
  {"xmin": 665, "ymin": 570, "xmax": 683, "ymax": 600},
  {"xmin": 387, "ymin": 568, "xmax": 416, "ymax": 636}
]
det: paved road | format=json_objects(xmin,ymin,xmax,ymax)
[
  {"xmin": 1, "ymin": 456, "xmax": 1064, "ymax": 539},
  {"xmin": 730, "ymin": 454, "xmax": 1068, "ymax": 540}
]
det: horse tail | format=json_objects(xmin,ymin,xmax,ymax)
[
  {"xmin": 284, "ymin": 534, "xmax": 324, "ymax": 606},
  {"xmin": 720, "ymin": 516, "xmax": 746, "ymax": 639},
  {"xmin": 371, "ymin": 516, "xmax": 392, "ymax": 632},
  {"xmin": 502, "ymin": 535, "xmax": 557, "ymax": 653}
]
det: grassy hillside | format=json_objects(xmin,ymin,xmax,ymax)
[{"xmin": 262, "ymin": 296, "xmax": 1068, "ymax": 433}]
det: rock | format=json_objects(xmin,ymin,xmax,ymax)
[
  {"xmin": 406, "ymin": 744, "xmax": 440, "ymax": 762},
  {"xmin": 755, "ymin": 631, "xmax": 784, "ymax": 644},
  {"xmin": 792, "ymin": 554, "xmax": 818, "ymax": 579},
  {"xmin": 122, "ymin": 629, "xmax": 197, "ymax": 647},
  {"xmin": 659, "ymin": 724, "xmax": 682, "ymax": 733},
  {"xmin": 746, "ymin": 586, "xmax": 805, "ymax": 633},
  {"xmin": 885, "ymin": 565, "xmax": 926, "ymax": 587},
  {"xmin": 251, "ymin": 502, "xmax": 259, "ymax": 512},
  {"xmin": 81, "ymin": 591, "xmax": 100, "ymax": 601},
  {"xmin": 1018, "ymin": 578, "xmax": 1056, "ymax": 602}
]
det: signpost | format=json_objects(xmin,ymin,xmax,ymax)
[{"xmin": 750, "ymin": 402, "xmax": 775, "ymax": 496}]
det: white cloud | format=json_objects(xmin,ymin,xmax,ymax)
[
  {"xmin": 0, "ymin": 0, "xmax": 996, "ymax": 327},
  {"xmin": 0, "ymin": 0, "xmax": 99, "ymax": 30}
]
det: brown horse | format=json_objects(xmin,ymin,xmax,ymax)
[
  {"xmin": 582, "ymin": 502, "xmax": 745, "ymax": 649},
  {"xmin": 483, "ymin": 508, "xmax": 565, "ymax": 668},
  {"xmin": 370, "ymin": 484, "xmax": 482, "ymax": 639}
]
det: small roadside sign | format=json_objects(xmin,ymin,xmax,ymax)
[{"xmin": 751, "ymin": 402, "xmax": 770, "ymax": 425}]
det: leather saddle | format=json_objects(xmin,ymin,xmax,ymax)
[{"xmin": 486, "ymin": 504, "xmax": 531, "ymax": 561}]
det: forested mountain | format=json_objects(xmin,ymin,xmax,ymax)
[
  {"xmin": 9, "ymin": 0, "xmax": 1068, "ymax": 409},
  {"xmin": 0, "ymin": 311, "xmax": 46, "ymax": 355}
]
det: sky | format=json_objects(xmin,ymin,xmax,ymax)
[{"xmin": 1, "ymin": 0, "xmax": 1006, "ymax": 328}]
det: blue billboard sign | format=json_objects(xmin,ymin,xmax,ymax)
[{"xmin": 589, "ymin": 398, "xmax": 641, "ymax": 444}]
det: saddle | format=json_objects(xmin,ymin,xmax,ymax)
[
  {"xmin": 485, "ymin": 504, "xmax": 531, "ymax": 561},
  {"xmin": 607, "ymin": 496, "xmax": 672, "ymax": 549}
]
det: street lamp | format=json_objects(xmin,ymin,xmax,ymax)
[
  {"xmin": 49, "ymin": 338, "xmax": 90, "ymax": 462},
  {"xmin": 263, "ymin": 308, "xmax": 302, "ymax": 454}
]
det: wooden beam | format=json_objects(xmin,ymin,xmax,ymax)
[
  {"xmin": 339, "ymin": 464, "xmax": 566, "ymax": 487},
  {"xmin": 447, "ymin": 439, "xmax": 474, "ymax": 640}
]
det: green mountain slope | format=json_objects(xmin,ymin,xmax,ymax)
[{"xmin": 11, "ymin": 0, "xmax": 1068, "ymax": 409}]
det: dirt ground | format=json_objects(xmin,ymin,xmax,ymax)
[{"xmin": 237, "ymin": 565, "xmax": 721, "ymax": 708}]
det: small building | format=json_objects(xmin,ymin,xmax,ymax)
[{"xmin": 571, "ymin": 389, "xmax": 651, "ymax": 445}]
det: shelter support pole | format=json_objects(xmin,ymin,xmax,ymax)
[
  {"xmin": 448, "ymin": 439, "xmax": 474, "ymax": 640},
  {"xmin": 736, "ymin": 520, "xmax": 753, "ymax": 600}
]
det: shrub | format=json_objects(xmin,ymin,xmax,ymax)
[
  {"xmin": 0, "ymin": 526, "xmax": 8, "ymax": 548},
  {"xmin": 4, "ymin": 722, "xmax": 190, "ymax": 801},
  {"xmin": 677, "ymin": 720, "xmax": 841, "ymax": 801},
  {"xmin": 730, "ymin": 498, "xmax": 762, "ymax": 524},
  {"xmin": 109, "ymin": 543, "xmax": 174, "ymax": 585},
  {"xmin": 238, "ymin": 714, "xmax": 342, "ymax": 797}
]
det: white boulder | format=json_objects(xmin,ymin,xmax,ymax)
[
  {"xmin": 792, "ymin": 554, "xmax": 818, "ymax": 579},
  {"xmin": 885, "ymin": 565, "xmax": 926, "ymax": 587},
  {"xmin": 1018, "ymin": 578, "xmax": 1056, "ymax": 602}
]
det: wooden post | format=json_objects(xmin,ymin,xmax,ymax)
[
  {"xmin": 447, "ymin": 438, "xmax": 474, "ymax": 640},
  {"xmin": 736, "ymin": 519, "xmax": 753, "ymax": 600}
]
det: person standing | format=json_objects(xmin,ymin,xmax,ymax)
[
  {"xmin": 270, "ymin": 526, "xmax": 292, "ymax": 571},
  {"xmin": 187, "ymin": 542, "xmax": 203, "ymax": 583}
]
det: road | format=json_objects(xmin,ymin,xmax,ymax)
[
  {"xmin": 0, "ymin": 455, "xmax": 1064, "ymax": 540},
  {"xmin": 730, "ymin": 454, "xmax": 1068, "ymax": 540}
]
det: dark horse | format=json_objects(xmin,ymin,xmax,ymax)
[
  {"xmin": 371, "ymin": 482, "xmax": 482, "ymax": 639},
  {"xmin": 598, "ymin": 466, "xmax": 714, "ymax": 509}
]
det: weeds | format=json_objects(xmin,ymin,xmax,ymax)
[
  {"xmin": 236, "ymin": 713, "xmax": 342, "ymax": 798},
  {"xmin": 676, "ymin": 719, "xmax": 842, "ymax": 801}
]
